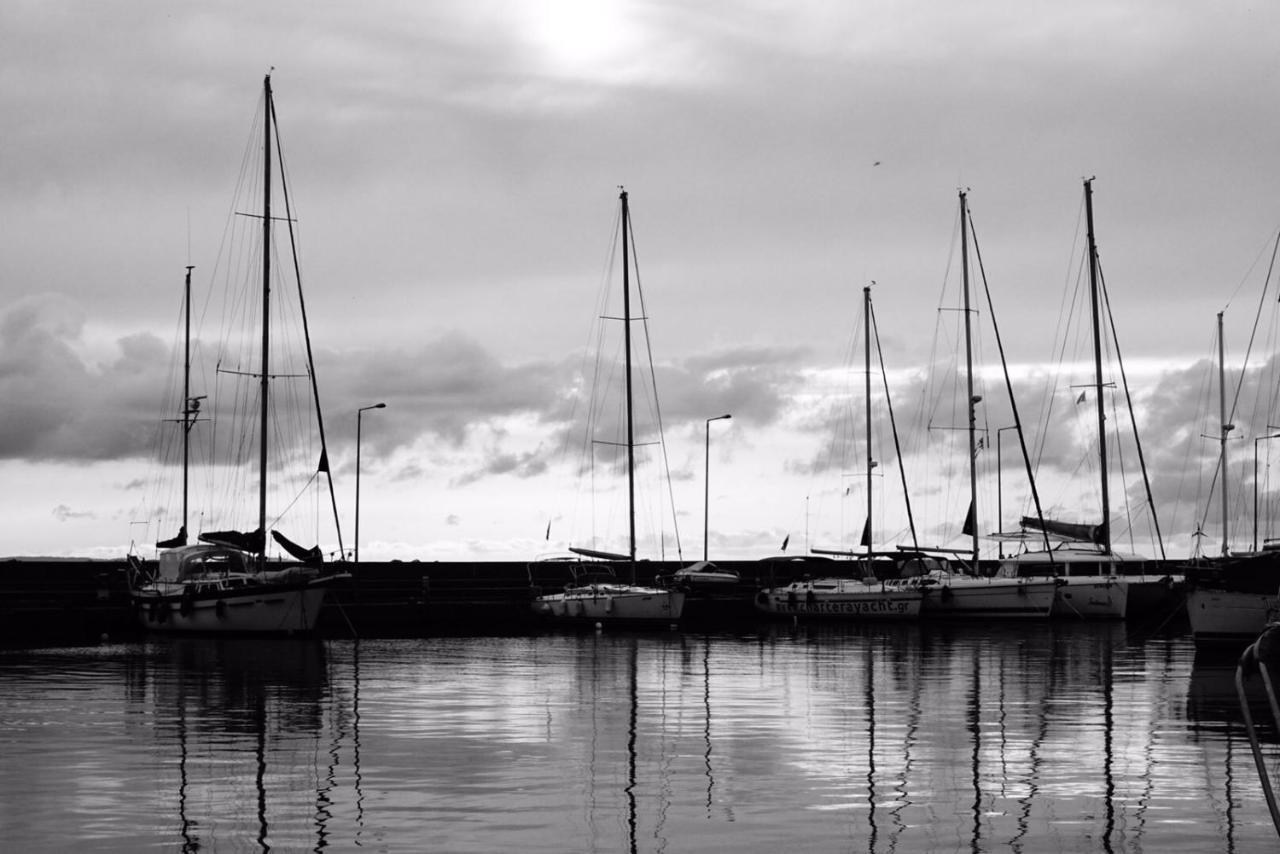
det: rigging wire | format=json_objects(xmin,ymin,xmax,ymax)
[
  {"xmin": 1098, "ymin": 258, "xmax": 1166, "ymax": 558},
  {"xmin": 916, "ymin": 210, "xmax": 971, "ymax": 542},
  {"xmin": 1188, "ymin": 228, "xmax": 1280, "ymax": 553},
  {"xmin": 628, "ymin": 209, "xmax": 684, "ymax": 561},
  {"xmin": 557, "ymin": 197, "xmax": 682, "ymax": 560},
  {"xmin": 271, "ymin": 93, "xmax": 344, "ymax": 557},
  {"xmin": 1032, "ymin": 192, "xmax": 1089, "ymax": 483},
  {"xmin": 967, "ymin": 203, "xmax": 1053, "ymax": 556},
  {"xmin": 870, "ymin": 296, "xmax": 919, "ymax": 550},
  {"xmin": 1226, "ymin": 230, "xmax": 1280, "ymax": 434},
  {"xmin": 806, "ymin": 289, "xmax": 862, "ymax": 547}
]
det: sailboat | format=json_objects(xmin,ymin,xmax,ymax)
[
  {"xmin": 988, "ymin": 181, "xmax": 1131, "ymax": 622},
  {"xmin": 529, "ymin": 190, "xmax": 685, "ymax": 626},
  {"xmin": 993, "ymin": 181, "xmax": 1172, "ymax": 622},
  {"xmin": 129, "ymin": 76, "xmax": 348, "ymax": 634},
  {"xmin": 1185, "ymin": 309, "xmax": 1280, "ymax": 642},
  {"xmin": 905, "ymin": 190, "xmax": 1059, "ymax": 619},
  {"xmin": 755, "ymin": 285, "xmax": 923, "ymax": 620}
]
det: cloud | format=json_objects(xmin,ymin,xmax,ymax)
[
  {"xmin": 508, "ymin": 345, "xmax": 806, "ymax": 484},
  {"xmin": 452, "ymin": 448, "xmax": 550, "ymax": 487},
  {"xmin": 317, "ymin": 331, "xmax": 566, "ymax": 450},
  {"xmin": 52, "ymin": 504, "xmax": 95, "ymax": 522},
  {"xmin": 0, "ymin": 296, "xmax": 169, "ymax": 462}
]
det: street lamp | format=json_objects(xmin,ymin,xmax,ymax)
[
  {"xmin": 704, "ymin": 414, "xmax": 732, "ymax": 561},
  {"xmin": 1254, "ymin": 429, "xmax": 1280, "ymax": 552},
  {"xmin": 355, "ymin": 403, "xmax": 386, "ymax": 571},
  {"xmin": 995, "ymin": 425, "xmax": 1019, "ymax": 557}
]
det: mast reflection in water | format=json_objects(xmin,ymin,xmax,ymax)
[{"xmin": 0, "ymin": 625, "xmax": 1276, "ymax": 852}]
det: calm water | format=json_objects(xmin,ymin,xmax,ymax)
[{"xmin": 0, "ymin": 624, "xmax": 1276, "ymax": 853}]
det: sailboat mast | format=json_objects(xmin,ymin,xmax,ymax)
[
  {"xmin": 182, "ymin": 265, "xmax": 193, "ymax": 537},
  {"xmin": 864, "ymin": 284, "xmax": 873, "ymax": 564},
  {"xmin": 258, "ymin": 75, "xmax": 273, "ymax": 557},
  {"xmin": 1218, "ymin": 310, "xmax": 1231, "ymax": 555},
  {"xmin": 268, "ymin": 91, "xmax": 346, "ymax": 559},
  {"xmin": 960, "ymin": 191, "xmax": 979, "ymax": 565},
  {"xmin": 621, "ymin": 189, "xmax": 636, "ymax": 583},
  {"xmin": 1084, "ymin": 178, "xmax": 1111, "ymax": 554}
]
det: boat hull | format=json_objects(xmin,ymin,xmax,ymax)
[
  {"xmin": 917, "ymin": 577, "xmax": 1057, "ymax": 619},
  {"xmin": 532, "ymin": 585, "xmax": 685, "ymax": 626},
  {"xmin": 755, "ymin": 580, "xmax": 922, "ymax": 620},
  {"xmin": 996, "ymin": 546, "xmax": 1151, "ymax": 619},
  {"xmin": 1122, "ymin": 574, "xmax": 1183, "ymax": 619},
  {"xmin": 1053, "ymin": 577, "xmax": 1128, "ymax": 619},
  {"xmin": 134, "ymin": 582, "xmax": 331, "ymax": 634},
  {"xmin": 1187, "ymin": 588, "xmax": 1277, "ymax": 643}
]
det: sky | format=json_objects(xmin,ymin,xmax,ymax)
[{"xmin": 3, "ymin": 0, "xmax": 1280, "ymax": 563}]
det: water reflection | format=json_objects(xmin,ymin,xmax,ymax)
[
  {"xmin": 146, "ymin": 639, "xmax": 332, "ymax": 851},
  {"xmin": 1187, "ymin": 645, "xmax": 1280, "ymax": 848},
  {"xmin": 0, "ymin": 626, "xmax": 1276, "ymax": 852}
]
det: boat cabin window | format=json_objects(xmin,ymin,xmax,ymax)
[
  {"xmin": 178, "ymin": 550, "xmax": 250, "ymax": 580},
  {"xmin": 900, "ymin": 556, "xmax": 945, "ymax": 577},
  {"xmin": 1068, "ymin": 561, "xmax": 1105, "ymax": 577}
]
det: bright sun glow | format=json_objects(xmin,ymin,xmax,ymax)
[{"xmin": 525, "ymin": 0, "xmax": 636, "ymax": 80}]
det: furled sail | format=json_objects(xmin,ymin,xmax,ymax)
[
  {"xmin": 156, "ymin": 526, "xmax": 187, "ymax": 549},
  {"xmin": 199, "ymin": 528, "xmax": 266, "ymax": 553},
  {"xmin": 1019, "ymin": 515, "xmax": 1107, "ymax": 545},
  {"xmin": 569, "ymin": 546, "xmax": 630, "ymax": 561},
  {"xmin": 271, "ymin": 530, "xmax": 323, "ymax": 566}
]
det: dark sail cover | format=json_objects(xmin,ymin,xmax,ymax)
[
  {"xmin": 271, "ymin": 530, "xmax": 323, "ymax": 566},
  {"xmin": 1020, "ymin": 515, "xmax": 1106, "ymax": 545},
  {"xmin": 569, "ymin": 545, "xmax": 630, "ymax": 561},
  {"xmin": 156, "ymin": 526, "xmax": 187, "ymax": 549},
  {"xmin": 199, "ymin": 528, "xmax": 266, "ymax": 553}
]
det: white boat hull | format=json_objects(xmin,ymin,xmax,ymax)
[
  {"xmin": 1053, "ymin": 577, "xmax": 1128, "ymax": 619},
  {"xmin": 916, "ymin": 576, "xmax": 1057, "ymax": 619},
  {"xmin": 996, "ymin": 546, "xmax": 1148, "ymax": 619},
  {"xmin": 134, "ymin": 583, "xmax": 330, "ymax": 634},
  {"xmin": 755, "ymin": 579, "xmax": 923, "ymax": 619},
  {"xmin": 1187, "ymin": 588, "xmax": 1278, "ymax": 642},
  {"xmin": 533, "ymin": 584, "xmax": 685, "ymax": 625}
]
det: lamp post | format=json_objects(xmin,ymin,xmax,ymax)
[
  {"xmin": 1254, "ymin": 429, "xmax": 1280, "ymax": 552},
  {"xmin": 355, "ymin": 403, "xmax": 386, "ymax": 571},
  {"xmin": 995, "ymin": 425, "xmax": 1019, "ymax": 557},
  {"xmin": 704, "ymin": 413, "xmax": 732, "ymax": 561}
]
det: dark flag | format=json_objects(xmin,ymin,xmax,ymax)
[
  {"xmin": 961, "ymin": 501, "xmax": 976, "ymax": 537},
  {"xmin": 860, "ymin": 517, "xmax": 871, "ymax": 547},
  {"xmin": 781, "ymin": 534, "xmax": 790, "ymax": 551},
  {"xmin": 545, "ymin": 520, "xmax": 552, "ymax": 541},
  {"xmin": 318, "ymin": 449, "xmax": 330, "ymax": 473}
]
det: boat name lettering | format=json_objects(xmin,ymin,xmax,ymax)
[{"xmin": 779, "ymin": 598, "xmax": 911, "ymax": 615}]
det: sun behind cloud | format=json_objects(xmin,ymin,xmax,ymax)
[{"xmin": 528, "ymin": 0, "xmax": 633, "ymax": 77}]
